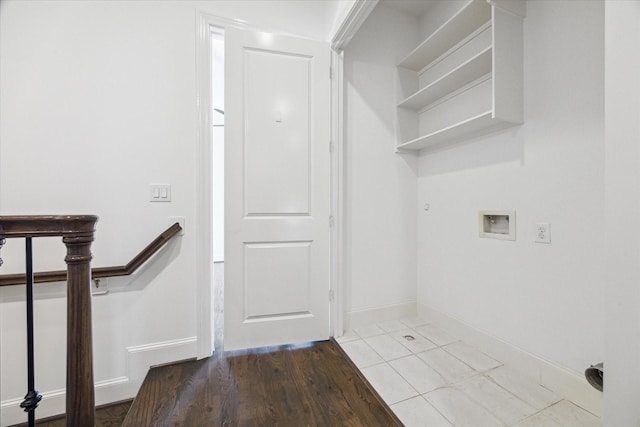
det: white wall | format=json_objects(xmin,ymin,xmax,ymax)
[
  {"xmin": 0, "ymin": 0, "xmax": 341, "ymax": 424},
  {"xmin": 603, "ymin": 1, "xmax": 640, "ymax": 425},
  {"xmin": 343, "ymin": 5, "xmax": 419, "ymax": 326},
  {"xmin": 417, "ymin": 0, "xmax": 604, "ymax": 379}
]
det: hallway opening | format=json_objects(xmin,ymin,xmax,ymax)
[{"xmin": 211, "ymin": 27, "xmax": 225, "ymax": 352}]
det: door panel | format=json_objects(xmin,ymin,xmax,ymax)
[
  {"xmin": 244, "ymin": 49, "xmax": 311, "ymax": 216},
  {"xmin": 224, "ymin": 27, "xmax": 330, "ymax": 351},
  {"xmin": 244, "ymin": 241, "xmax": 312, "ymax": 319}
]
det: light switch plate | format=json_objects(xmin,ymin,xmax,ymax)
[{"xmin": 150, "ymin": 184, "xmax": 171, "ymax": 202}]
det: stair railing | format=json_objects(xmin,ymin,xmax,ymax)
[
  {"xmin": 0, "ymin": 216, "xmax": 183, "ymax": 427},
  {"xmin": 0, "ymin": 221, "xmax": 183, "ymax": 286},
  {"xmin": 0, "ymin": 215, "xmax": 98, "ymax": 427}
]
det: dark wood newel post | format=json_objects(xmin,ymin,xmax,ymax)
[
  {"xmin": 64, "ymin": 230, "xmax": 96, "ymax": 426},
  {"xmin": 0, "ymin": 215, "xmax": 98, "ymax": 427}
]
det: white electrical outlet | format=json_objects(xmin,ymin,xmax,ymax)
[
  {"xmin": 536, "ymin": 223, "xmax": 551, "ymax": 244},
  {"xmin": 92, "ymin": 278, "xmax": 109, "ymax": 295}
]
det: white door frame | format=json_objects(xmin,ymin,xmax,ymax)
[
  {"xmin": 195, "ymin": 12, "xmax": 248, "ymax": 358},
  {"xmin": 328, "ymin": 0, "xmax": 379, "ymax": 342},
  {"xmin": 329, "ymin": 48, "xmax": 345, "ymax": 343}
]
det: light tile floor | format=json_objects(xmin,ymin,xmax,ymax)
[{"xmin": 337, "ymin": 317, "xmax": 601, "ymax": 427}]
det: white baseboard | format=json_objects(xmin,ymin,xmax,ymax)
[
  {"xmin": 418, "ymin": 304, "xmax": 602, "ymax": 417},
  {"xmin": 1, "ymin": 336, "xmax": 197, "ymax": 427},
  {"xmin": 126, "ymin": 336, "xmax": 198, "ymax": 385},
  {"xmin": 344, "ymin": 301, "xmax": 417, "ymax": 331}
]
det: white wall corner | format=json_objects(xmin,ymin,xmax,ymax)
[
  {"xmin": 346, "ymin": 301, "xmax": 417, "ymax": 330},
  {"xmin": 603, "ymin": 1, "xmax": 640, "ymax": 425}
]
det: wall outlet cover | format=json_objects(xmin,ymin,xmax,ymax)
[{"xmin": 536, "ymin": 222, "xmax": 551, "ymax": 243}]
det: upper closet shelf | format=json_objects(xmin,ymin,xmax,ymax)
[
  {"xmin": 398, "ymin": 0, "xmax": 491, "ymax": 72},
  {"xmin": 395, "ymin": 0, "xmax": 525, "ymax": 152},
  {"xmin": 398, "ymin": 47, "xmax": 492, "ymax": 110},
  {"xmin": 396, "ymin": 111, "xmax": 518, "ymax": 151}
]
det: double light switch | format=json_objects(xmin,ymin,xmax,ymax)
[{"xmin": 150, "ymin": 184, "xmax": 171, "ymax": 202}]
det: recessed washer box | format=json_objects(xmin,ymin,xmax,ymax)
[{"xmin": 479, "ymin": 210, "xmax": 515, "ymax": 241}]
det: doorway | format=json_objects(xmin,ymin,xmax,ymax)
[
  {"xmin": 197, "ymin": 15, "xmax": 334, "ymax": 356},
  {"xmin": 211, "ymin": 27, "xmax": 225, "ymax": 352}
]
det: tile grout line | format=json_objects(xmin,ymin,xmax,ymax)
[
  {"xmin": 357, "ymin": 321, "xmax": 457, "ymax": 426},
  {"xmin": 340, "ymin": 318, "xmax": 602, "ymax": 427}
]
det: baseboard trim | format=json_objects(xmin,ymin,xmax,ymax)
[
  {"xmin": 127, "ymin": 336, "xmax": 198, "ymax": 380},
  {"xmin": 1, "ymin": 377, "xmax": 132, "ymax": 426},
  {"xmin": 1, "ymin": 336, "xmax": 197, "ymax": 426},
  {"xmin": 418, "ymin": 304, "xmax": 602, "ymax": 416},
  {"xmin": 345, "ymin": 301, "xmax": 417, "ymax": 331}
]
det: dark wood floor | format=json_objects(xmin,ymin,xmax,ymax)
[
  {"xmin": 123, "ymin": 339, "xmax": 403, "ymax": 426},
  {"xmin": 9, "ymin": 400, "xmax": 132, "ymax": 427}
]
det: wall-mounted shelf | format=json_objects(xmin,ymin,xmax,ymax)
[
  {"xmin": 397, "ymin": 111, "xmax": 519, "ymax": 151},
  {"xmin": 398, "ymin": 47, "xmax": 492, "ymax": 110},
  {"xmin": 396, "ymin": 0, "xmax": 525, "ymax": 152},
  {"xmin": 398, "ymin": 0, "xmax": 491, "ymax": 72}
]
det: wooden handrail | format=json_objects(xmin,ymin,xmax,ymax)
[
  {"xmin": 0, "ymin": 217, "xmax": 182, "ymax": 427},
  {"xmin": 0, "ymin": 215, "xmax": 99, "ymax": 427},
  {"xmin": 0, "ymin": 222, "xmax": 182, "ymax": 287}
]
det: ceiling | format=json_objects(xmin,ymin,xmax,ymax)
[{"xmin": 378, "ymin": 0, "xmax": 438, "ymax": 17}]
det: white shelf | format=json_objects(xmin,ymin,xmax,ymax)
[
  {"xmin": 398, "ymin": 0, "xmax": 491, "ymax": 72},
  {"xmin": 398, "ymin": 47, "xmax": 492, "ymax": 110},
  {"xmin": 397, "ymin": 112, "xmax": 518, "ymax": 151},
  {"xmin": 395, "ymin": 0, "xmax": 524, "ymax": 152}
]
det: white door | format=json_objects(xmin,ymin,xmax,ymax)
[{"xmin": 224, "ymin": 27, "xmax": 331, "ymax": 351}]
